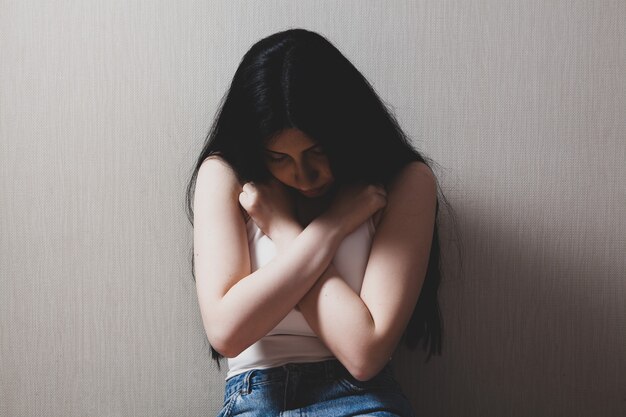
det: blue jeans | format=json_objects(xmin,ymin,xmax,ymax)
[{"xmin": 216, "ymin": 359, "xmax": 416, "ymax": 417}]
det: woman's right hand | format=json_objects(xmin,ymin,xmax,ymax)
[
  {"xmin": 238, "ymin": 177, "xmax": 300, "ymax": 240},
  {"xmin": 319, "ymin": 182, "xmax": 387, "ymax": 236}
]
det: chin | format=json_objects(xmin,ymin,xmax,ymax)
[
  {"xmin": 299, "ymin": 191, "xmax": 323, "ymax": 198},
  {"xmin": 299, "ymin": 184, "xmax": 332, "ymax": 197}
]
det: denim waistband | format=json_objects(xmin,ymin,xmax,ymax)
[{"xmin": 224, "ymin": 359, "xmax": 350, "ymax": 398}]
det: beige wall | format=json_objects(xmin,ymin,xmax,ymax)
[{"xmin": 1, "ymin": 1, "xmax": 624, "ymax": 416}]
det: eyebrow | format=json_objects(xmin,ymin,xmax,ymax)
[{"xmin": 264, "ymin": 144, "xmax": 320, "ymax": 155}]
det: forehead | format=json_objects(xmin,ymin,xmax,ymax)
[{"xmin": 265, "ymin": 128, "xmax": 317, "ymax": 151}]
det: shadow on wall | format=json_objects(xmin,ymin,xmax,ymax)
[{"xmin": 392, "ymin": 202, "xmax": 626, "ymax": 417}]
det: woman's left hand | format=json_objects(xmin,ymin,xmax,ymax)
[{"xmin": 238, "ymin": 177, "xmax": 300, "ymax": 241}]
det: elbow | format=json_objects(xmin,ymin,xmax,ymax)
[
  {"xmin": 343, "ymin": 349, "xmax": 390, "ymax": 382},
  {"xmin": 206, "ymin": 328, "xmax": 246, "ymax": 358},
  {"xmin": 348, "ymin": 362, "xmax": 385, "ymax": 382},
  {"xmin": 347, "ymin": 367, "xmax": 374, "ymax": 383},
  {"xmin": 201, "ymin": 305, "xmax": 257, "ymax": 358},
  {"xmin": 211, "ymin": 340, "xmax": 242, "ymax": 359}
]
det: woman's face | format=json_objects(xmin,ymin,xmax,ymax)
[{"xmin": 263, "ymin": 128, "xmax": 335, "ymax": 198}]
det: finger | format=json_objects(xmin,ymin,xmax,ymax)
[{"xmin": 242, "ymin": 182, "xmax": 255, "ymax": 192}]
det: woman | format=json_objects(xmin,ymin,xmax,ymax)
[{"xmin": 186, "ymin": 28, "xmax": 457, "ymax": 416}]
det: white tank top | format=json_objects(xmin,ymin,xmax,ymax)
[{"xmin": 225, "ymin": 215, "xmax": 377, "ymax": 379}]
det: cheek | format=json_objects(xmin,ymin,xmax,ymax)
[
  {"xmin": 319, "ymin": 162, "xmax": 334, "ymax": 180},
  {"xmin": 265, "ymin": 165, "xmax": 291, "ymax": 183}
]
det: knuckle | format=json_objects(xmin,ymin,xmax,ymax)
[{"xmin": 243, "ymin": 183, "xmax": 257, "ymax": 193}]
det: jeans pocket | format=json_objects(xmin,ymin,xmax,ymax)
[
  {"xmin": 218, "ymin": 371, "xmax": 250, "ymax": 417},
  {"xmin": 216, "ymin": 390, "xmax": 241, "ymax": 417}
]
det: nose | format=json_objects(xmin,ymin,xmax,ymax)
[{"xmin": 294, "ymin": 161, "xmax": 319, "ymax": 188}]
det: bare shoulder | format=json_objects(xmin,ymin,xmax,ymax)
[
  {"xmin": 359, "ymin": 162, "xmax": 438, "ymax": 370},
  {"xmin": 396, "ymin": 161, "xmax": 436, "ymax": 185},
  {"xmin": 194, "ymin": 154, "xmax": 251, "ymax": 300},
  {"xmin": 198, "ymin": 154, "xmax": 239, "ymax": 187},
  {"xmin": 373, "ymin": 161, "xmax": 436, "ymax": 228},
  {"xmin": 197, "ymin": 155, "xmax": 248, "ymax": 222}
]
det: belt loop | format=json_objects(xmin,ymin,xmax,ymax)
[{"xmin": 242, "ymin": 369, "xmax": 253, "ymax": 395}]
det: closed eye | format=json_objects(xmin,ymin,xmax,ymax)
[
  {"xmin": 265, "ymin": 154, "xmax": 287, "ymax": 162},
  {"xmin": 263, "ymin": 145, "xmax": 326, "ymax": 162}
]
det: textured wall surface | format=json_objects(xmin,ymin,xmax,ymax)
[{"xmin": 1, "ymin": 1, "xmax": 624, "ymax": 416}]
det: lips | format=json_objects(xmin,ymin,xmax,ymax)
[{"xmin": 300, "ymin": 184, "xmax": 327, "ymax": 196}]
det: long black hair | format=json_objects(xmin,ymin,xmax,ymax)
[{"xmin": 185, "ymin": 28, "xmax": 462, "ymax": 368}]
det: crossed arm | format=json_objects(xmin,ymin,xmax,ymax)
[
  {"xmin": 194, "ymin": 158, "xmax": 436, "ymax": 381},
  {"xmin": 271, "ymin": 162, "xmax": 437, "ymax": 381}
]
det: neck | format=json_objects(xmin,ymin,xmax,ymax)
[{"xmin": 294, "ymin": 187, "xmax": 336, "ymax": 226}]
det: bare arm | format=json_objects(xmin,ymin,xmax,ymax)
[
  {"xmin": 296, "ymin": 162, "xmax": 438, "ymax": 381},
  {"xmin": 193, "ymin": 157, "xmax": 345, "ymax": 357}
]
